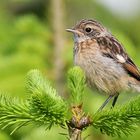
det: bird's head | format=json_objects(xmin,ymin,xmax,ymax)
[{"xmin": 66, "ymin": 19, "xmax": 108, "ymax": 43}]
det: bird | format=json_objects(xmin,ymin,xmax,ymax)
[{"xmin": 66, "ymin": 19, "xmax": 140, "ymax": 111}]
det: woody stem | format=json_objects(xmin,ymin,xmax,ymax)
[{"xmin": 68, "ymin": 127, "xmax": 82, "ymax": 140}]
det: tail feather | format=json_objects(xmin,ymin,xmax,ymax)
[
  {"xmin": 128, "ymin": 81, "xmax": 140, "ymax": 92},
  {"xmin": 133, "ymin": 85, "xmax": 140, "ymax": 92}
]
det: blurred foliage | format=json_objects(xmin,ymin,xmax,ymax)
[
  {"xmin": 0, "ymin": 14, "xmax": 53, "ymax": 97},
  {"xmin": 0, "ymin": 0, "xmax": 140, "ymax": 140}
]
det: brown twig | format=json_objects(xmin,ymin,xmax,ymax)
[{"xmin": 67, "ymin": 104, "xmax": 92, "ymax": 140}]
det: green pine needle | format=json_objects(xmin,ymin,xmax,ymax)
[
  {"xmin": 27, "ymin": 70, "xmax": 67, "ymax": 128},
  {"xmin": 1, "ymin": 67, "xmax": 140, "ymax": 138},
  {"xmin": 93, "ymin": 95, "xmax": 140, "ymax": 137},
  {"xmin": 0, "ymin": 95, "xmax": 31, "ymax": 135},
  {"xmin": 67, "ymin": 66, "xmax": 86, "ymax": 104},
  {"xmin": 0, "ymin": 70, "xmax": 67, "ymax": 134}
]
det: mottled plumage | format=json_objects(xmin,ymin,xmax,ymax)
[{"xmin": 66, "ymin": 19, "xmax": 140, "ymax": 110}]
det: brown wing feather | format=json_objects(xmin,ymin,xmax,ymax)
[
  {"xmin": 97, "ymin": 36, "xmax": 140, "ymax": 81},
  {"xmin": 123, "ymin": 58, "xmax": 140, "ymax": 81}
]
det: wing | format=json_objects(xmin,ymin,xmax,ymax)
[{"xmin": 97, "ymin": 36, "xmax": 140, "ymax": 81}]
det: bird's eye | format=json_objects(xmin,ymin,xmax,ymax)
[{"xmin": 85, "ymin": 27, "xmax": 92, "ymax": 33}]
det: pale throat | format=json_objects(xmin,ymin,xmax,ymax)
[{"xmin": 74, "ymin": 34, "xmax": 90, "ymax": 43}]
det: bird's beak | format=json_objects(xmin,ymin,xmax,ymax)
[{"xmin": 66, "ymin": 29, "xmax": 83, "ymax": 35}]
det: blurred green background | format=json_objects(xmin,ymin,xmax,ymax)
[{"xmin": 0, "ymin": 0, "xmax": 140, "ymax": 140}]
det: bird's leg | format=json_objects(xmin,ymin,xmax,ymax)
[
  {"xmin": 98, "ymin": 94, "xmax": 118, "ymax": 133},
  {"xmin": 97, "ymin": 95, "xmax": 114, "ymax": 112},
  {"xmin": 111, "ymin": 94, "xmax": 119, "ymax": 108}
]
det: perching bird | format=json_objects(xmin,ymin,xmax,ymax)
[{"xmin": 66, "ymin": 19, "xmax": 140, "ymax": 111}]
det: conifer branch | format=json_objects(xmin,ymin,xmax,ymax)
[
  {"xmin": 93, "ymin": 95, "xmax": 140, "ymax": 137},
  {"xmin": 0, "ymin": 95, "xmax": 31, "ymax": 135},
  {"xmin": 27, "ymin": 70, "xmax": 67, "ymax": 129},
  {"xmin": 0, "ymin": 67, "xmax": 140, "ymax": 139},
  {"xmin": 0, "ymin": 70, "xmax": 67, "ymax": 134},
  {"xmin": 67, "ymin": 66, "xmax": 86, "ymax": 104}
]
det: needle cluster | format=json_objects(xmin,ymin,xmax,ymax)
[{"xmin": 0, "ymin": 67, "xmax": 140, "ymax": 138}]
